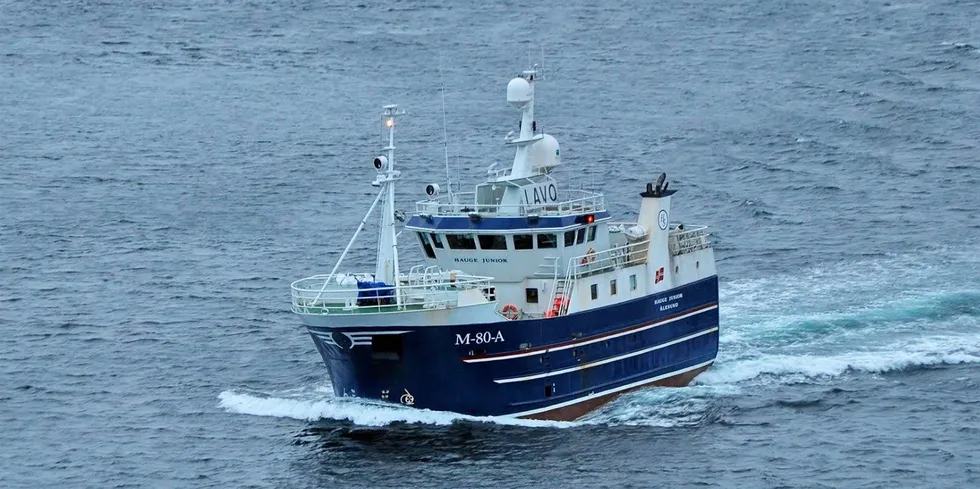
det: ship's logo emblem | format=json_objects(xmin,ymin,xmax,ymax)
[
  {"xmin": 332, "ymin": 331, "xmax": 353, "ymax": 349},
  {"xmin": 399, "ymin": 389, "xmax": 415, "ymax": 406},
  {"xmin": 658, "ymin": 209, "xmax": 668, "ymax": 230},
  {"xmin": 381, "ymin": 389, "xmax": 390, "ymax": 400}
]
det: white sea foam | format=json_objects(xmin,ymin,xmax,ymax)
[
  {"xmin": 217, "ymin": 390, "xmax": 574, "ymax": 428},
  {"xmin": 216, "ymin": 386, "xmax": 742, "ymax": 429},
  {"xmin": 698, "ymin": 333, "xmax": 980, "ymax": 385},
  {"xmin": 716, "ymin": 247, "xmax": 980, "ymax": 364},
  {"xmin": 578, "ymin": 384, "xmax": 741, "ymax": 427}
]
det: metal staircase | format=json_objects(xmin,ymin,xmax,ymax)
[{"xmin": 547, "ymin": 266, "xmax": 575, "ymax": 317}]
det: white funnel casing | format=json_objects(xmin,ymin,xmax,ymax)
[{"xmin": 636, "ymin": 178, "xmax": 674, "ymax": 290}]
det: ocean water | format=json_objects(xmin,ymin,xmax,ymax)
[{"xmin": 2, "ymin": 0, "xmax": 979, "ymax": 487}]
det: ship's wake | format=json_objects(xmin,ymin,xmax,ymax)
[
  {"xmin": 704, "ymin": 246, "xmax": 980, "ymax": 387},
  {"xmin": 217, "ymin": 387, "xmax": 574, "ymax": 429},
  {"xmin": 220, "ymin": 246, "xmax": 980, "ymax": 429}
]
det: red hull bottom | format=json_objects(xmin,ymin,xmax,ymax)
[{"xmin": 520, "ymin": 363, "xmax": 714, "ymax": 422}]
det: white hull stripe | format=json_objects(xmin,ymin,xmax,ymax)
[
  {"xmin": 309, "ymin": 330, "xmax": 411, "ymax": 335},
  {"xmin": 508, "ymin": 359, "xmax": 715, "ymax": 418},
  {"xmin": 463, "ymin": 304, "xmax": 718, "ymax": 364},
  {"xmin": 311, "ymin": 330, "xmax": 410, "ymax": 348},
  {"xmin": 494, "ymin": 327, "xmax": 718, "ymax": 384}
]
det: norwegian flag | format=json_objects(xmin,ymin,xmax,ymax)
[{"xmin": 655, "ymin": 267, "xmax": 665, "ymax": 284}]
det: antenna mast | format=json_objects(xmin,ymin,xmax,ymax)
[{"xmin": 438, "ymin": 53, "xmax": 454, "ymax": 204}]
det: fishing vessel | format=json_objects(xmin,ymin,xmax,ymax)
[{"xmin": 290, "ymin": 65, "xmax": 719, "ymax": 421}]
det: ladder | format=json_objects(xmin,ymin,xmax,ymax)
[{"xmin": 548, "ymin": 277, "xmax": 574, "ymax": 317}]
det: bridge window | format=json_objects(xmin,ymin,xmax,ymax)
[
  {"xmin": 478, "ymin": 234, "xmax": 507, "ymax": 250},
  {"xmin": 537, "ymin": 234, "xmax": 557, "ymax": 249},
  {"xmin": 417, "ymin": 233, "xmax": 435, "ymax": 259},
  {"xmin": 429, "ymin": 233, "xmax": 443, "ymax": 249},
  {"xmin": 446, "ymin": 234, "xmax": 477, "ymax": 250},
  {"xmin": 576, "ymin": 227, "xmax": 586, "ymax": 244},
  {"xmin": 588, "ymin": 225, "xmax": 597, "ymax": 242},
  {"xmin": 564, "ymin": 230, "xmax": 576, "ymax": 247},
  {"xmin": 525, "ymin": 288, "xmax": 539, "ymax": 303},
  {"xmin": 514, "ymin": 234, "xmax": 533, "ymax": 250}
]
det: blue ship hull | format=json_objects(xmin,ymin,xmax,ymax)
[{"xmin": 306, "ymin": 276, "xmax": 719, "ymax": 421}]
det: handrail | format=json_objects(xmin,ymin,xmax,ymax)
[
  {"xmin": 565, "ymin": 238, "xmax": 651, "ymax": 280},
  {"xmin": 416, "ymin": 189, "xmax": 605, "ymax": 218},
  {"xmin": 548, "ymin": 238, "xmax": 652, "ymax": 317},
  {"xmin": 485, "ymin": 166, "xmax": 550, "ymax": 179},
  {"xmin": 670, "ymin": 224, "xmax": 709, "ymax": 235},
  {"xmin": 668, "ymin": 226, "xmax": 711, "ymax": 256},
  {"xmin": 291, "ymin": 272, "xmax": 494, "ymax": 315},
  {"xmin": 558, "ymin": 255, "xmax": 574, "ymax": 316},
  {"xmin": 546, "ymin": 256, "xmax": 568, "ymax": 317}
]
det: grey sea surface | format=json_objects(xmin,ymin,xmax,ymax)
[{"xmin": 2, "ymin": 0, "xmax": 979, "ymax": 487}]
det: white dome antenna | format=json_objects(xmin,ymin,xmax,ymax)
[
  {"xmin": 527, "ymin": 134, "xmax": 561, "ymax": 172},
  {"xmin": 507, "ymin": 77, "xmax": 532, "ymax": 107}
]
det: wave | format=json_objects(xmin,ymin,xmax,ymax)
[
  {"xmin": 577, "ymin": 384, "xmax": 740, "ymax": 428},
  {"xmin": 217, "ymin": 390, "xmax": 573, "ymax": 429},
  {"xmin": 217, "ymin": 385, "xmax": 743, "ymax": 430},
  {"xmin": 719, "ymin": 247, "xmax": 980, "ymax": 346},
  {"xmin": 699, "ymin": 332, "xmax": 980, "ymax": 385},
  {"xmin": 710, "ymin": 246, "xmax": 980, "ymax": 385},
  {"xmin": 719, "ymin": 288, "xmax": 980, "ymax": 349}
]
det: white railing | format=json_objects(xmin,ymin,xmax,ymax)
[
  {"xmin": 291, "ymin": 271, "xmax": 495, "ymax": 315},
  {"xmin": 545, "ymin": 257, "xmax": 570, "ymax": 317},
  {"xmin": 564, "ymin": 238, "xmax": 651, "ymax": 280},
  {"xmin": 415, "ymin": 189, "xmax": 605, "ymax": 218},
  {"xmin": 668, "ymin": 225, "xmax": 711, "ymax": 256},
  {"xmin": 546, "ymin": 238, "xmax": 651, "ymax": 317},
  {"xmin": 607, "ymin": 221, "xmax": 640, "ymax": 231},
  {"xmin": 485, "ymin": 165, "xmax": 550, "ymax": 180}
]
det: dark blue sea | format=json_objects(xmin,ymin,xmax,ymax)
[{"xmin": 2, "ymin": 0, "xmax": 979, "ymax": 487}]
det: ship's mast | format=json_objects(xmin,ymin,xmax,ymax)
[
  {"xmin": 498, "ymin": 66, "xmax": 543, "ymax": 213},
  {"xmin": 510, "ymin": 68, "xmax": 536, "ymax": 178},
  {"xmin": 375, "ymin": 104, "xmax": 403, "ymax": 303},
  {"xmin": 309, "ymin": 104, "xmax": 403, "ymax": 305}
]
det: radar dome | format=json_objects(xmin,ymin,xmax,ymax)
[
  {"xmin": 528, "ymin": 134, "xmax": 561, "ymax": 170},
  {"xmin": 507, "ymin": 77, "xmax": 532, "ymax": 106}
]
